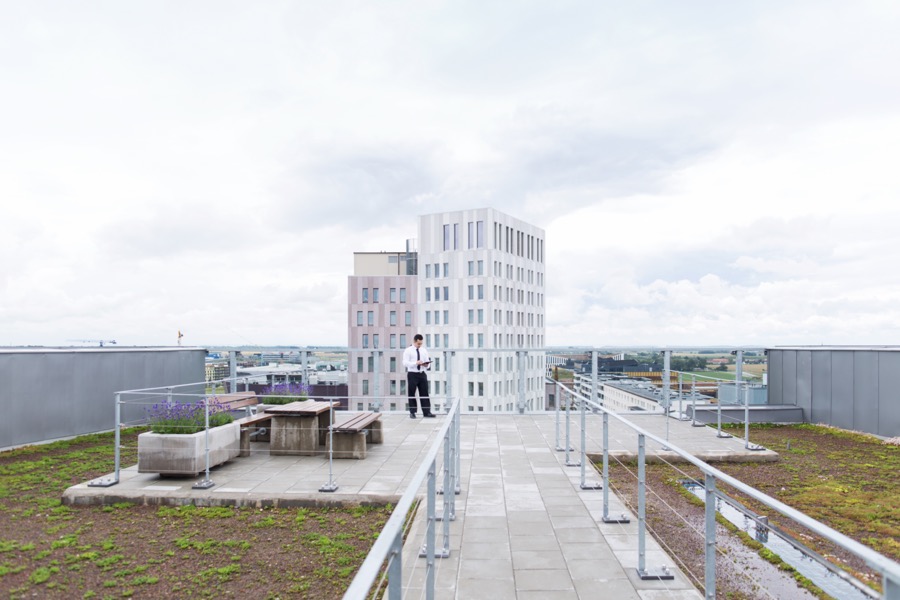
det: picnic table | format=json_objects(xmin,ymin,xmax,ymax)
[{"xmin": 265, "ymin": 400, "xmax": 334, "ymax": 456}]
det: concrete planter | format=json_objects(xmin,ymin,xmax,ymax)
[{"xmin": 137, "ymin": 421, "xmax": 240, "ymax": 476}]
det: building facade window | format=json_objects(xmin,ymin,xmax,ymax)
[
  {"xmin": 400, "ymin": 288, "xmax": 407, "ymax": 302},
  {"xmin": 368, "ymin": 311, "xmax": 374, "ymax": 325},
  {"xmin": 362, "ymin": 288, "xmax": 369, "ymax": 303},
  {"xmin": 357, "ymin": 311, "xmax": 363, "ymax": 326},
  {"xmin": 405, "ymin": 310, "xmax": 412, "ymax": 325},
  {"xmin": 389, "ymin": 357, "xmax": 397, "ymax": 372},
  {"xmin": 362, "ymin": 334, "xmax": 369, "ymax": 348},
  {"xmin": 390, "ymin": 311, "xmax": 397, "ymax": 326},
  {"xmin": 390, "ymin": 287, "xmax": 397, "ymax": 302},
  {"xmin": 443, "ymin": 224, "xmax": 450, "ymax": 250},
  {"xmin": 373, "ymin": 288, "xmax": 380, "ymax": 303},
  {"xmin": 362, "ymin": 380, "xmax": 369, "ymax": 395}
]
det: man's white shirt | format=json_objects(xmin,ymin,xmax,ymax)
[{"xmin": 403, "ymin": 345, "xmax": 431, "ymax": 373}]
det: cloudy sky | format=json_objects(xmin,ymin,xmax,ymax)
[{"xmin": 2, "ymin": 1, "xmax": 899, "ymax": 348}]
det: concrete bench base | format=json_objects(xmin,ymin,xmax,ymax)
[{"xmin": 327, "ymin": 431, "xmax": 368, "ymax": 459}]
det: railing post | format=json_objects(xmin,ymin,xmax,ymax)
[
  {"xmin": 636, "ymin": 433, "xmax": 673, "ymax": 580},
  {"xmin": 447, "ymin": 351, "xmax": 454, "ymax": 414},
  {"xmin": 418, "ymin": 459, "xmax": 438, "ymax": 599},
  {"xmin": 691, "ymin": 374, "xmax": 705, "ymax": 427},
  {"xmin": 435, "ymin": 427, "xmax": 453, "ymax": 555},
  {"xmin": 637, "ymin": 433, "xmax": 646, "ymax": 575},
  {"xmin": 388, "ymin": 529, "xmax": 403, "ymax": 600},
  {"xmin": 193, "ymin": 394, "xmax": 214, "ymax": 489},
  {"xmin": 716, "ymin": 380, "xmax": 730, "ymax": 439},
  {"xmin": 229, "ymin": 351, "xmax": 237, "ymax": 393},
  {"xmin": 320, "ymin": 401, "xmax": 338, "ymax": 492},
  {"xmin": 114, "ymin": 395, "xmax": 122, "ymax": 482},
  {"xmin": 565, "ymin": 389, "xmax": 579, "ymax": 467},
  {"xmin": 705, "ymin": 473, "xmax": 717, "ymax": 599},
  {"xmin": 662, "ymin": 350, "xmax": 671, "ymax": 448},
  {"xmin": 516, "ymin": 350, "xmax": 526, "ymax": 413},
  {"xmin": 454, "ymin": 401, "xmax": 461, "ymax": 494},
  {"xmin": 591, "ymin": 350, "xmax": 598, "ymax": 412},
  {"xmin": 885, "ymin": 573, "xmax": 899, "ymax": 600},
  {"xmin": 601, "ymin": 410, "xmax": 628, "ymax": 523},
  {"xmin": 579, "ymin": 390, "xmax": 601, "ymax": 489},
  {"xmin": 554, "ymin": 379, "xmax": 564, "ymax": 451},
  {"xmin": 90, "ymin": 393, "xmax": 123, "ymax": 488}
]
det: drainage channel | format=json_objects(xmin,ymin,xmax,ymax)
[{"xmin": 681, "ymin": 480, "xmax": 877, "ymax": 600}]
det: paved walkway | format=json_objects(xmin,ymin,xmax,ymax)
[{"xmin": 65, "ymin": 412, "xmax": 776, "ymax": 598}]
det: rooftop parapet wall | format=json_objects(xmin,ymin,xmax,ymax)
[{"xmin": 0, "ymin": 347, "xmax": 205, "ymax": 450}]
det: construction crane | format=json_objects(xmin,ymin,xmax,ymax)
[{"xmin": 67, "ymin": 339, "xmax": 117, "ymax": 347}]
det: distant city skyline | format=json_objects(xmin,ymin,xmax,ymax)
[{"xmin": 4, "ymin": 2, "xmax": 900, "ymax": 348}]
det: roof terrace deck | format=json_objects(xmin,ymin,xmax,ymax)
[{"xmin": 64, "ymin": 413, "xmax": 776, "ymax": 598}]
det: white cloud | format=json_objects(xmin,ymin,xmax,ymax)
[{"xmin": 2, "ymin": 1, "xmax": 900, "ymax": 346}]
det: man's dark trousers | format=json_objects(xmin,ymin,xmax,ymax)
[{"xmin": 407, "ymin": 371, "xmax": 431, "ymax": 415}]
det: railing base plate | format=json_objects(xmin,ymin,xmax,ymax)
[
  {"xmin": 87, "ymin": 478, "xmax": 118, "ymax": 488},
  {"xmin": 192, "ymin": 480, "xmax": 215, "ymax": 490},
  {"xmin": 637, "ymin": 567, "xmax": 675, "ymax": 580},
  {"xmin": 419, "ymin": 547, "xmax": 451, "ymax": 559},
  {"xmin": 602, "ymin": 515, "xmax": 631, "ymax": 524},
  {"xmin": 580, "ymin": 482, "xmax": 603, "ymax": 490},
  {"xmin": 319, "ymin": 483, "xmax": 339, "ymax": 492}
]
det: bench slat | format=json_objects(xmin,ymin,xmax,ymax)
[
  {"xmin": 215, "ymin": 393, "xmax": 259, "ymax": 411},
  {"xmin": 332, "ymin": 412, "xmax": 381, "ymax": 432},
  {"xmin": 240, "ymin": 413, "xmax": 273, "ymax": 428}
]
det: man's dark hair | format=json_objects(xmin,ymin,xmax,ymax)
[{"xmin": 413, "ymin": 334, "xmax": 423, "ymax": 342}]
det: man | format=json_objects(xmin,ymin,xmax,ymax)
[{"xmin": 403, "ymin": 334, "xmax": 435, "ymax": 418}]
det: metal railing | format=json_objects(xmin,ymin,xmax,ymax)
[
  {"xmin": 88, "ymin": 375, "xmax": 448, "ymax": 491},
  {"xmin": 343, "ymin": 396, "xmax": 462, "ymax": 600},
  {"xmin": 551, "ymin": 378, "xmax": 900, "ymax": 598}
]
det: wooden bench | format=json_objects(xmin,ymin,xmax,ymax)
[
  {"xmin": 215, "ymin": 392, "xmax": 260, "ymax": 417},
  {"xmin": 327, "ymin": 412, "xmax": 383, "ymax": 459},
  {"xmin": 238, "ymin": 412, "xmax": 274, "ymax": 457}
]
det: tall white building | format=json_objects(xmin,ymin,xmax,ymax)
[{"xmin": 348, "ymin": 208, "xmax": 546, "ymax": 412}]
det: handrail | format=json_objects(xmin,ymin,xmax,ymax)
[
  {"xmin": 342, "ymin": 396, "xmax": 461, "ymax": 599},
  {"xmin": 554, "ymin": 379, "xmax": 900, "ymax": 586}
]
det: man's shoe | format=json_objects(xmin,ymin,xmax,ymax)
[
  {"xmin": 409, "ymin": 413, "xmax": 416, "ymax": 419},
  {"xmin": 423, "ymin": 413, "xmax": 436, "ymax": 418}
]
